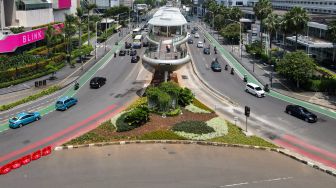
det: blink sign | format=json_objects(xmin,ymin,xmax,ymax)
[
  {"xmin": 56, "ymin": 0, "xmax": 71, "ymax": 9},
  {"xmin": 0, "ymin": 23, "xmax": 64, "ymax": 53}
]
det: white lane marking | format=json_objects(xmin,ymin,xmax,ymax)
[{"xmin": 219, "ymin": 177, "xmax": 293, "ymax": 187}]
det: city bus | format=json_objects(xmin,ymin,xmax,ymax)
[{"xmin": 133, "ymin": 35, "xmax": 143, "ymax": 48}]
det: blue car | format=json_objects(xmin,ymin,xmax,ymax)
[
  {"xmin": 55, "ymin": 96, "xmax": 78, "ymax": 111},
  {"xmin": 9, "ymin": 112, "xmax": 41, "ymax": 129}
]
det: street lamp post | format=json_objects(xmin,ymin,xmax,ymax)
[
  {"xmin": 252, "ymin": 52, "xmax": 256, "ymax": 72},
  {"xmin": 95, "ymin": 21, "xmax": 98, "ymax": 60}
]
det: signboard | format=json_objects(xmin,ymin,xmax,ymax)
[
  {"xmin": 58, "ymin": 0, "xmax": 71, "ymax": 9},
  {"xmin": 0, "ymin": 23, "xmax": 64, "ymax": 53}
]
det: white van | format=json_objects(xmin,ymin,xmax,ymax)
[{"xmin": 245, "ymin": 82, "xmax": 265, "ymax": 97}]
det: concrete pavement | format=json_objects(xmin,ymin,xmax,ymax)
[{"xmin": 1, "ymin": 144, "xmax": 335, "ymax": 188}]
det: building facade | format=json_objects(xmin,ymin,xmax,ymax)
[
  {"xmin": 0, "ymin": 0, "xmax": 77, "ymax": 29},
  {"xmin": 271, "ymin": 0, "xmax": 336, "ymax": 15}
]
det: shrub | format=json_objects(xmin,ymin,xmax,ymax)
[
  {"xmin": 185, "ymin": 103, "xmax": 211, "ymax": 113},
  {"xmin": 124, "ymin": 106, "xmax": 150, "ymax": 127},
  {"xmin": 138, "ymin": 130, "xmax": 186, "ymax": 140},
  {"xmin": 116, "ymin": 113, "xmax": 133, "ymax": 132},
  {"xmin": 125, "ymin": 97, "xmax": 148, "ymax": 111},
  {"xmin": 172, "ymin": 121, "xmax": 215, "ymax": 134},
  {"xmin": 166, "ymin": 107, "xmax": 181, "ymax": 116},
  {"xmin": 178, "ymin": 88, "xmax": 194, "ymax": 107}
]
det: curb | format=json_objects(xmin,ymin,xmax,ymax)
[{"xmin": 55, "ymin": 140, "xmax": 336, "ymax": 177}]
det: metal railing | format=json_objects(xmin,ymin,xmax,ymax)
[{"xmin": 144, "ymin": 49, "xmax": 188, "ymax": 60}]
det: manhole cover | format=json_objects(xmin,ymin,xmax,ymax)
[
  {"xmin": 23, "ymin": 140, "xmax": 30, "ymax": 144},
  {"xmin": 182, "ymin": 75, "xmax": 188, "ymax": 79},
  {"xmin": 168, "ymin": 151, "xmax": 176, "ymax": 155}
]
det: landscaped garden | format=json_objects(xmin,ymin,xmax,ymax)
[{"xmin": 66, "ymin": 81, "xmax": 276, "ymax": 148}]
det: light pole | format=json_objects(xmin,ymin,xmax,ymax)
[
  {"xmin": 208, "ymin": 11, "xmax": 215, "ymax": 36},
  {"xmin": 95, "ymin": 21, "xmax": 98, "ymax": 60},
  {"xmin": 252, "ymin": 52, "xmax": 256, "ymax": 72}
]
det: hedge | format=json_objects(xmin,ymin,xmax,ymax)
[
  {"xmin": 172, "ymin": 121, "xmax": 215, "ymax": 135},
  {"xmin": 138, "ymin": 130, "xmax": 186, "ymax": 140},
  {"xmin": 0, "ymin": 85, "xmax": 61, "ymax": 111},
  {"xmin": 31, "ymin": 22, "xmax": 62, "ymax": 30}
]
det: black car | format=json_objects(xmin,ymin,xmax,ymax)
[
  {"xmin": 143, "ymin": 41, "xmax": 149, "ymax": 47},
  {"xmin": 187, "ymin": 38, "xmax": 193, "ymax": 44},
  {"xmin": 130, "ymin": 50, "xmax": 137, "ymax": 56},
  {"xmin": 131, "ymin": 55, "xmax": 140, "ymax": 63},
  {"xmin": 125, "ymin": 42, "xmax": 132, "ymax": 49},
  {"xmin": 203, "ymin": 47, "xmax": 210, "ymax": 54},
  {"xmin": 90, "ymin": 77, "xmax": 106, "ymax": 89},
  {"xmin": 191, "ymin": 30, "xmax": 196, "ymax": 34},
  {"xmin": 193, "ymin": 27, "xmax": 198, "ymax": 31},
  {"xmin": 285, "ymin": 105, "xmax": 317, "ymax": 123},
  {"xmin": 211, "ymin": 60, "xmax": 221, "ymax": 72},
  {"xmin": 119, "ymin": 50, "xmax": 126, "ymax": 56}
]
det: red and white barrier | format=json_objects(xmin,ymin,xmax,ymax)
[{"xmin": 0, "ymin": 146, "xmax": 52, "ymax": 175}]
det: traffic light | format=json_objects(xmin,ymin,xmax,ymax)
[{"xmin": 245, "ymin": 106, "xmax": 250, "ymax": 117}]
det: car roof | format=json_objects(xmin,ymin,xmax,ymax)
[
  {"xmin": 16, "ymin": 112, "xmax": 30, "ymax": 117},
  {"xmin": 57, "ymin": 96, "xmax": 71, "ymax": 102},
  {"xmin": 198, "ymin": 41, "xmax": 203, "ymax": 43},
  {"xmin": 247, "ymin": 82, "xmax": 260, "ymax": 88}
]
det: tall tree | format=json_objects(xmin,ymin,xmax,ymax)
[
  {"xmin": 279, "ymin": 12, "xmax": 292, "ymax": 51},
  {"xmin": 229, "ymin": 7, "xmax": 242, "ymax": 22},
  {"xmin": 45, "ymin": 25, "xmax": 56, "ymax": 59},
  {"xmin": 85, "ymin": 3, "xmax": 97, "ymax": 46},
  {"xmin": 253, "ymin": 0, "xmax": 272, "ymax": 48},
  {"xmin": 76, "ymin": 7, "xmax": 84, "ymax": 50},
  {"xmin": 327, "ymin": 20, "xmax": 336, "ymax": 62},
  {"xmin": 263, "ymin": 13, "xmax": 279, "ymax": 49},
  {"xmin": 277, "ymin": 50, "xmax": 315, "ymax": 88},
  {"xmin": 288, "ymin": 7, "xmax": 309, "ymax": 50},
  {"xmin": 64, "ymin": 14, "xmax": 77, "ymax": 65}
]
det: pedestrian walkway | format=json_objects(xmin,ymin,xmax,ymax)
[{"xmin": 195, "ymin": 22, "xmax": 336, "ymax": 118}]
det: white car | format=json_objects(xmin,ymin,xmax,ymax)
[
  {"xmin": 197, "ymin": 41, "xmax": 204, "ymax": 48},
  {"xmin": 245, "ymin": 82, "xmax": 265, "ymax": 98},
  {"xmin": 194, "ymin": 33, "xmax": 200, "ymax": 38}
]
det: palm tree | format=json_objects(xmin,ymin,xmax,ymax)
[
  {"xmin": 85, "ymin": 3, "xmax": 97, "ymax": 46},
  {"xmin": 327, "ymin": 20, "xmax": 336, "ymax": 62},
  {"xmin": 288, "ymin": 7, "xmax": 309, "ymax": 50},
  {"xmin": 279, "ymin": 12, "xmax": 292, "ymax": 52},
  {"xmin": 253, "ymin": 0, "xmax": 272, "ymax": 48},
  {"xmin": 229, "ymin": 7, "xmax": 242, "ymax": 22},
  {"xmin": 64, "ymin": 14, "xmax": 77, "ymax": 66},
  {"xmin": 263, "ymin": 13, "xmax": 279, "ymax": 49},
  {"xmin": 45, "ymin": 25, "xmax": 56, "ymax": 59},
  {"xmin": 76, "ymin": 7, "xmax": 84, "ymax": 50}
]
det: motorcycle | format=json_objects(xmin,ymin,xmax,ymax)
[{"xmin": 74, "ymin": 82, "xmax": 79, "ymax": 90}]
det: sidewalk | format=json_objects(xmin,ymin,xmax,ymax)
[
  {"xmin": 200, "ymin": 23, "xmax": 336, "ymax": 110},
  {"xmin": 0, "ymin": 28, "xmax": 129, "ymax": 106}
]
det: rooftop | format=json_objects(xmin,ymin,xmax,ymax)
[{"xmin": 148, "ymin": 6, "xmax": 187, "ymax": 27}]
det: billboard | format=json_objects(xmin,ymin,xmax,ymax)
[
  {"xmin": 57, "ymin": 0, "xmax": 72, "ymax": 9},
  {"xmin": 0, "ymin": 23, "xmax": 64, "ymax": 53}
]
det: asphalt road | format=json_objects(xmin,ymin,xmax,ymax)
[
  {"xmin": 1, "ymin": 144, "xmax": 335, "ymax": 188},
  {"xmin": 0, "ymin": 27, "xmax": 150, "ymax": 166},
  {"xmin": 187, "ymin": 22, "xmax": 336, "ymax": 168}
]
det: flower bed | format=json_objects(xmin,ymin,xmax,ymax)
[
  {"xmin": 173, "ymin": 117, "xmax": 228, "ymax": 140},
  {"xmin": 185, "ymin": 103, "xmax": 211, "ymax": 113}
]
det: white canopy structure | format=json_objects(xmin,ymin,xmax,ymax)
[{"xmin": 148, "ymin": 7, "xmax": 187, "ymax": 27}]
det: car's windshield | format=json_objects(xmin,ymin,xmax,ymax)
[
  {"xmin": 255, "ymin": 87, "xmax": 262, "ymax": 91},
  {"xmin": 11, "ymin": 117, "xmax": 18, "ymax": 121},
  {"xmin": 56, "ymin": 101, "xmax": 63, "ymax": 105}
]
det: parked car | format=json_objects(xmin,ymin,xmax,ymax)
[
  {"xmin": 203, "ymin": 47, "xmax": 210, "ymax": 54},
  {"xmin": 90, "ymin": 77, "xmax": 106, "ymax": 89},
  {"xmin": 130, "ymin": 50, "xmax": 137, "ymax": 56},
  {"xmin": 9, "ymin": 112, "xmax": 41, "ymax": 128},
  {"xmin": 119, "ymin": 50, "xmax": 126, "ymax": 56},
  {"xmin": 194, "ymin": 33, "xmax": 200, "ymax": 38},
  {"xmin": 197, "ymin": 41, "xmax": 204, "ymax": 48},
  {"xmin": 55, "ymin": 96, "xmax": 78, "ymax": 111},
  {"xmin": 125, "ymin": 42, "xmax": 132, "ymax": 49},
  {"xmin": 285, "ymin": 105, "xmax": 317, "ymax": 123},
  {"xmin": 211, "ymin": 60, "xmax": 222, "ymax": 72},
  {"xmin": 188, "ymin": 38, "xmax": 193, "ymax": 44},
  {"xmin": 245, "ymin": 82, "xmax": 265, "ymax": 98},
  {"xmin": 131, "ymin": 55, "xmax": 140, "ymax": 63}
]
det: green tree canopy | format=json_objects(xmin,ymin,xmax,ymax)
[
  {"xmin": 277, "ymin": 51, "xmax": 316, "ymax": 88},
  {"xmin": 220, "ymin": 23, "xmax": 240, "ymax": 44},
  {"xmin": 287, "ymin": 6, "xmax": 309, "ymax": 50}
]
